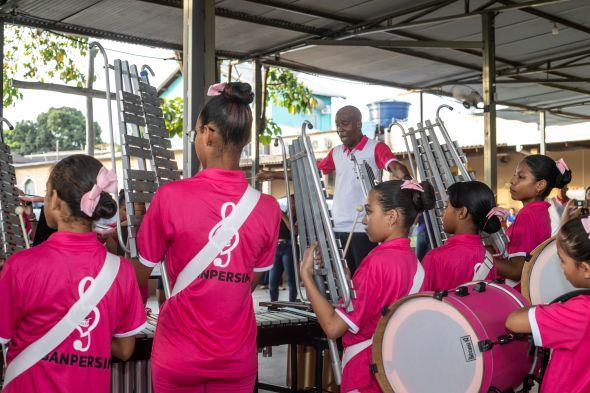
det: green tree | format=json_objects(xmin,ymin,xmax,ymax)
[
  {"xmin": 5, "ymin": 107, "xmax": 102, "ymax": 155},
  {"xmin": 161, "ymin": 97, "xmax": 184, "ymax": 138},
  {"xmin": 260, "ymin": 67, "xmax": 317, "ymax": 144},
  {"xmin": 4, "ymin": 26, "xmax": 88, "ymax": 107}
]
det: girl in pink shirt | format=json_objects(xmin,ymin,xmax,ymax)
[
  {"xmin": 300, "ymin": 179, "xmax": 435, "ymax": 393},
  {"xmin": 421, "ymin": 181, "xmax": 502, "ymax": 291},
  {"xmin": 135, "ymin": 82, "xmax": 280, "ymax": 393},
  {"xmin": 506, "ymin": 214, "xmax": 590, "ymax": 393},
  {"xmin": 497, "ymin": 155, "xmax": 572, "ymax": 286},
  {"xmin": 0, "ymin": 154, "xmax": 146, "ymax": 392}
]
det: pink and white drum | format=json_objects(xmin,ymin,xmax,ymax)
[
  {"xmin": 372, "ymin": 282, "xmax": 534, "ymax": 393},
  {"xmin": 521, "ymin": 237, "xmax": 575, "ymax": 305}
]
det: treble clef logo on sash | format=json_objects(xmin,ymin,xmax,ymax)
[
  {"xmin": 72, "ymin": 277, "xmax": 101, "ymax": 352},
  {"xmin": 208, "ymin": 201, "xmax": 240, "ymax": 268}
]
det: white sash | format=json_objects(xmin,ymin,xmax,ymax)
[
  {"xmin": 472, "ymin": 251, "xmax": 494, "ymax": 281},
  {"xmin": 341, "ymin": 261, "xmax": 424, "ymax": 370},
  {"xmin": 170, "ymin": 186, "xmax": 261, "ymax": 297},
  {"xmin": 3, "ymin": 253, "xmax": 120, "ymax": 387}
]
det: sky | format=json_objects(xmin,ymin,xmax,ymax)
[{"xmin": 3, "ymin": 35, "xmax": 589, "ymax": 156}]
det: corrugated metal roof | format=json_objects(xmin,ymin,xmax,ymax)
[{"xmin": 1, "ymin": 0, "xmax": 589, "ymax": 126}]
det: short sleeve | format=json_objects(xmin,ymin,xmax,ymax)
[
  {"xmin": 317, "ymin": 149, "xmax": 335, "ymax": 175},
  {"xmin": 335, "ymin": 263, "xmax": 374, "ymax": 334},
  {"xmin": 136, "ymin": 188, "xmax": 167, "ymax": 268},
  {"xmin": 114, "ymin": 259, "xmax": 147, "ymax": 337},
  {"xmin": 374, "ymin": 142, "xmax": 397, "ymax": 170},
  {"xmin": 506, "ymin": 212, "xmax": 536, "ymax": 258},
  {"xmin": 0, "ymin": 260, "xmax": 19, "ymax": 343},
  {"xmin": 253, "ymin": 198, "xmax": 281, "ymax": 272},
  {"xmin": 530, "ymin": 299, "xmax": 590, "ymax": 349}
]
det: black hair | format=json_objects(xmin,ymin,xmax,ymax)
[
  {"xmin": 48, "ymin": 154, "xmax": 117, "ymax": 221},
  {"xmin": 557, "ymin": 214, "xmax": 590, "ymax": 265},
  {"xmin": 447, "ymin": 181, "xmax": 501, "ymax": 234},
  {"xmin": 198, "ymin": 82, "xmax": 254, "ymax": 149},
  {"xmin": 373, "ymin": 180, "xmax": 436, "ymax": 228},
  {"xmin": 118, "ymin": 189, "xmax": 125, "ymax": 205},
  {"xmin": 522, "ymin": 155, "xmax": 572, "ymax": 199}
]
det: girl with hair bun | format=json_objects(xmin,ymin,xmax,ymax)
[
  {"xmin": 136, "ymin": 82, "xmax": 281, "ymax": 392},
  {"xmin": 497, "ymin": 155, "xmax": 572, "ymax": 287},
  {"xmin": 421, "ymin": 181, "xmax": 503, "ymax": 291},
  {"xmin": 300, "ymin": 179, "xmax": 435, "ymax": 393},
  {"xmin": 0, "ymin": 154, "xmax": 146, "ymax": 392},
  {"xmin": 506, "ymin": 214, "xmax": 590, "ymax": 393}
]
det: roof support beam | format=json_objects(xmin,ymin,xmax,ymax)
[
  {"xmin": 306, "ymin": 39, "xmax": 482, "ymax": 49},
  {"xmin": 457, "ymin": 78, "xmax": 590, "ymax": 84},
  {"xmin": 482, "ymin": 12, "xmax": 497, "ymax": 193},
  {"xmin": 239, "ymin": 0, "xmax": 358, "ymax": 24}
]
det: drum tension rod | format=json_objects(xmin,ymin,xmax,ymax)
[
  {"xmin": 455, "ymin": 286, "xmax": 469, "ymax": 297},
  {"xmin": 474, "ymin": 282, "xmax": 487, "ymax": 292},
  {"xmin": 381, "ymin": 305, "xmax": 390, "ymax": 316},
  {"xmin": 524, "ymin": 253, "xmax": 533, "ymax": 262},
  {"xmin": 478, "ymin": 333, "xmax": 528, "ymax": 352},
  {"xmin": 433, "ymin": 290, "xmax": 448, "ymax": 301}
]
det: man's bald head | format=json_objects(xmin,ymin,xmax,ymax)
[{"xmin": 335, "ymin": 106, "xmax": 363, "ymax": 149}]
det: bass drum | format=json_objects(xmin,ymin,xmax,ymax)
[
  {"xmin": 521, "ymin": 237, "xmax": 575, "ymax": 305},
  {"xmin": 372, "ymin": 282, "xmax": 534, "ymax": 393}
]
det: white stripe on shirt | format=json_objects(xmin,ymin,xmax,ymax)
[
  {"xmin": 114, "ymin": 321, "xmax": 148, "ymax": 338},
  {"xmin": 138, "ymin": 253, "xmax": 159, "ymax": 268},
  {"xmin": 335, "ymin": 308, "xmax": 360, "ymax": 334},
  {"xmin": 528, "ymin": 307, "xmax": 543, "ymax": 347}
]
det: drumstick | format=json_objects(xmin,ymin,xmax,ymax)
[
  {"xmin": 343, "ymin": 205, "xmax": 364, "ymax": 257},
  {"xmin": 15, "ymin": 206, "xmax": 30, "ymax": 249}
]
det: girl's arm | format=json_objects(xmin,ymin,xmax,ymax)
[
  {"xmin": 300, "ymin": 243, "xmax": 349, "ymax": 340},
  {"xmin": 506, "ymin": 307, "xmax": 533, "ymax": 333},
  {"xmin": 111, "ymin": 336, "xmax": 136, "ymax": 361},
  {"xmin": 496, "ymin": 256, "xmax": 526, "ymax": 281}
]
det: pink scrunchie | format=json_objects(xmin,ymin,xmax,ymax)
[
  {"xmin": 80, "ymin": 167, "xmax": 118, "ymax": 217},
  {"xmin": 401, "ymin": 179, "xmax": 424, "ymax": 192},
  {"xmin": 207, "ymin": 82, "xmax": 227, "ymax": 97},
  {"xmin": 555, "ymin": 158, "xmax": 569, "ymax": 175},
  {"xmin": 486, "ymin": 206, "xmax": 509, "ymax": 220}
]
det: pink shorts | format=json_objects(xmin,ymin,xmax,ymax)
[{"xmin": 152, "ymin": 363, "xmax": 256, "ymax": 393}]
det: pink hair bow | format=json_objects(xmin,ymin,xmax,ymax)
[
  {"xmin": 80, "ymin": 167, "xmax": 118, "ymax": 217},
  {"xmin": 401, "ymin": 179, "xmax": 424, "ymax": 192},
  {"xmin": 555, "ymin": 158, "xmax": 569, "ymax": 175},
  {"xmin": 582, "ymin": 217, "xmax": 590, "ymax": 240},
  {"xmin": 207, "ymin": 82, "xmax": 227, "ymax": 97},
  {"xmin": 486, "ymin": 206, "xmax": 509, "ymax": 220}
]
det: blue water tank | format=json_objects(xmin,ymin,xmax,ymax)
[{"xmin": 366, "ymin": 100, "xmax": 411, "ymax": 128}]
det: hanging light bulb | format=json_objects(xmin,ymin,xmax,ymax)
[{"xmin": 552, "ymin": 23, "xmax": 559, "ymax": 35}]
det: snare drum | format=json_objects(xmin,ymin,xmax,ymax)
[
  {"xmin": 372, "ymin": 282, "xmax": 534, "ymax": 393},
  {"xmin": 521, "ymin": 237, "xmax": 575, "ymax": 305}
]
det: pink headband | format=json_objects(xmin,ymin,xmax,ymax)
[
  {"xmin": 207, "ymin": 82, "xmax": 227, "ymax": 97},
  {"xmin": 80, "ymin": 167, "xmax": 118, "ymax": 217},
  {"xmin": 582, "ymin": 217, "xmax": 590, "ymax": 240},
  {"xmin": 486, "ymin": 206, "xmax": 509, "ymax": 220},
  {"xmin": 555, "ymin": 158, "xmax": 569, "ymax": 175},
  {"xmin": 401, "ymin": 179, "xmax": 423, "ymax": 192}
]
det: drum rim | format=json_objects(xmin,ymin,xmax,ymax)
[
  {"xmin": 520, "ymin": 236, "xmax": 556, "ymax": 303},
  {"xmin": 372, "ymin": 292, "xmax": 487, "ymax": 393}
]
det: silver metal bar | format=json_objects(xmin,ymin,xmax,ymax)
[{"xmin": 305, "ymin": 39, "xmax": 483, "ymax": 49}]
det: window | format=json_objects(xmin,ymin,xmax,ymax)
[{"xmin": 24, "ymin": 178, "xmax": 35, "ymax": 195}]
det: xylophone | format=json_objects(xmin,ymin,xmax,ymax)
[{"xmin": 111, "ymin": 306, "xmax": 325, "ymax": 392}]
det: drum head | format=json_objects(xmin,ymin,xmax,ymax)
[
  {"xmin": 521, "ymin": 238, "xmax": 575, "ymax": 305},
  {"xmin": 373, "ymin": 295, "xmax": 483, "ymax": 393}
]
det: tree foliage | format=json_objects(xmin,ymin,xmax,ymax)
[
  {"xmin": 3, "ymin": 25, "xmax": 88, "ymax": 107},
  {"xmin": 260, "ymin": 67, "xmax": 317, "ymax": 145},
  {"xmin": 161, "ymin": 97, "xmax": 184, "ymax": 138},
  {"xmin": 5, "ymin": 107, "xmax": 102, "ymax": 155}
]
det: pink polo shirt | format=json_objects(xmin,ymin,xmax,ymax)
[
  {"xmin": 529, "ymin": 295, "xmax": 590, "ymax": 393},
  {"xmin": 506, "ymin": 201, "xmax": 551, "ymax": 259},
  {"xmin": 335, "ymin": 237, "xmax": 418, "ymax": 392},
  {"xmin": 421, "ymin": 234, "xmax": 496, "ymax": 291},
  {"xmin": 136, "ymin": 168, "xmax": 280, "ymax": 380},
  {"xmin": 0, "ymin": 232, "xmax": 146, "ymax": 393}
]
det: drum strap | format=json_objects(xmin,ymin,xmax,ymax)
[
  {"xmin": 3, "ymin": 253, "xmax": 120, "ymax": 387},
  {"xmin": 171, "ymin": 186, "xmax": 261, "ymax": 297},
  {"xmin": 472, "ymin": 251, "xmax": 494, "ymax": 281},
  {"xmin": 341, "ymin": 261, "xmax": 424, "ymax": 370}
]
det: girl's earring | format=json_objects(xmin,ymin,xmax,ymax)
[{"xmin": 207, "ymin": 141, "xmax": 212, "ymax": 146}]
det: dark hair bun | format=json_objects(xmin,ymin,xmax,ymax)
[
  {"xmin": 91, "ymin": 192, "xmax": 118, "ymax": 221},
  {"xmin": 482, "ymin": 215, "xmax": 501, "ymax": 234},
  {"xmin": 556, "ymin": 168, "xmax": 572, "ymax": 189},
  {"xmin": 224, "ymin": 82, "xmax": 254, "ymax": 105},
  {"xmin": 412, "ymin": 181, "xmax": 436, "ymax": 212}
]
